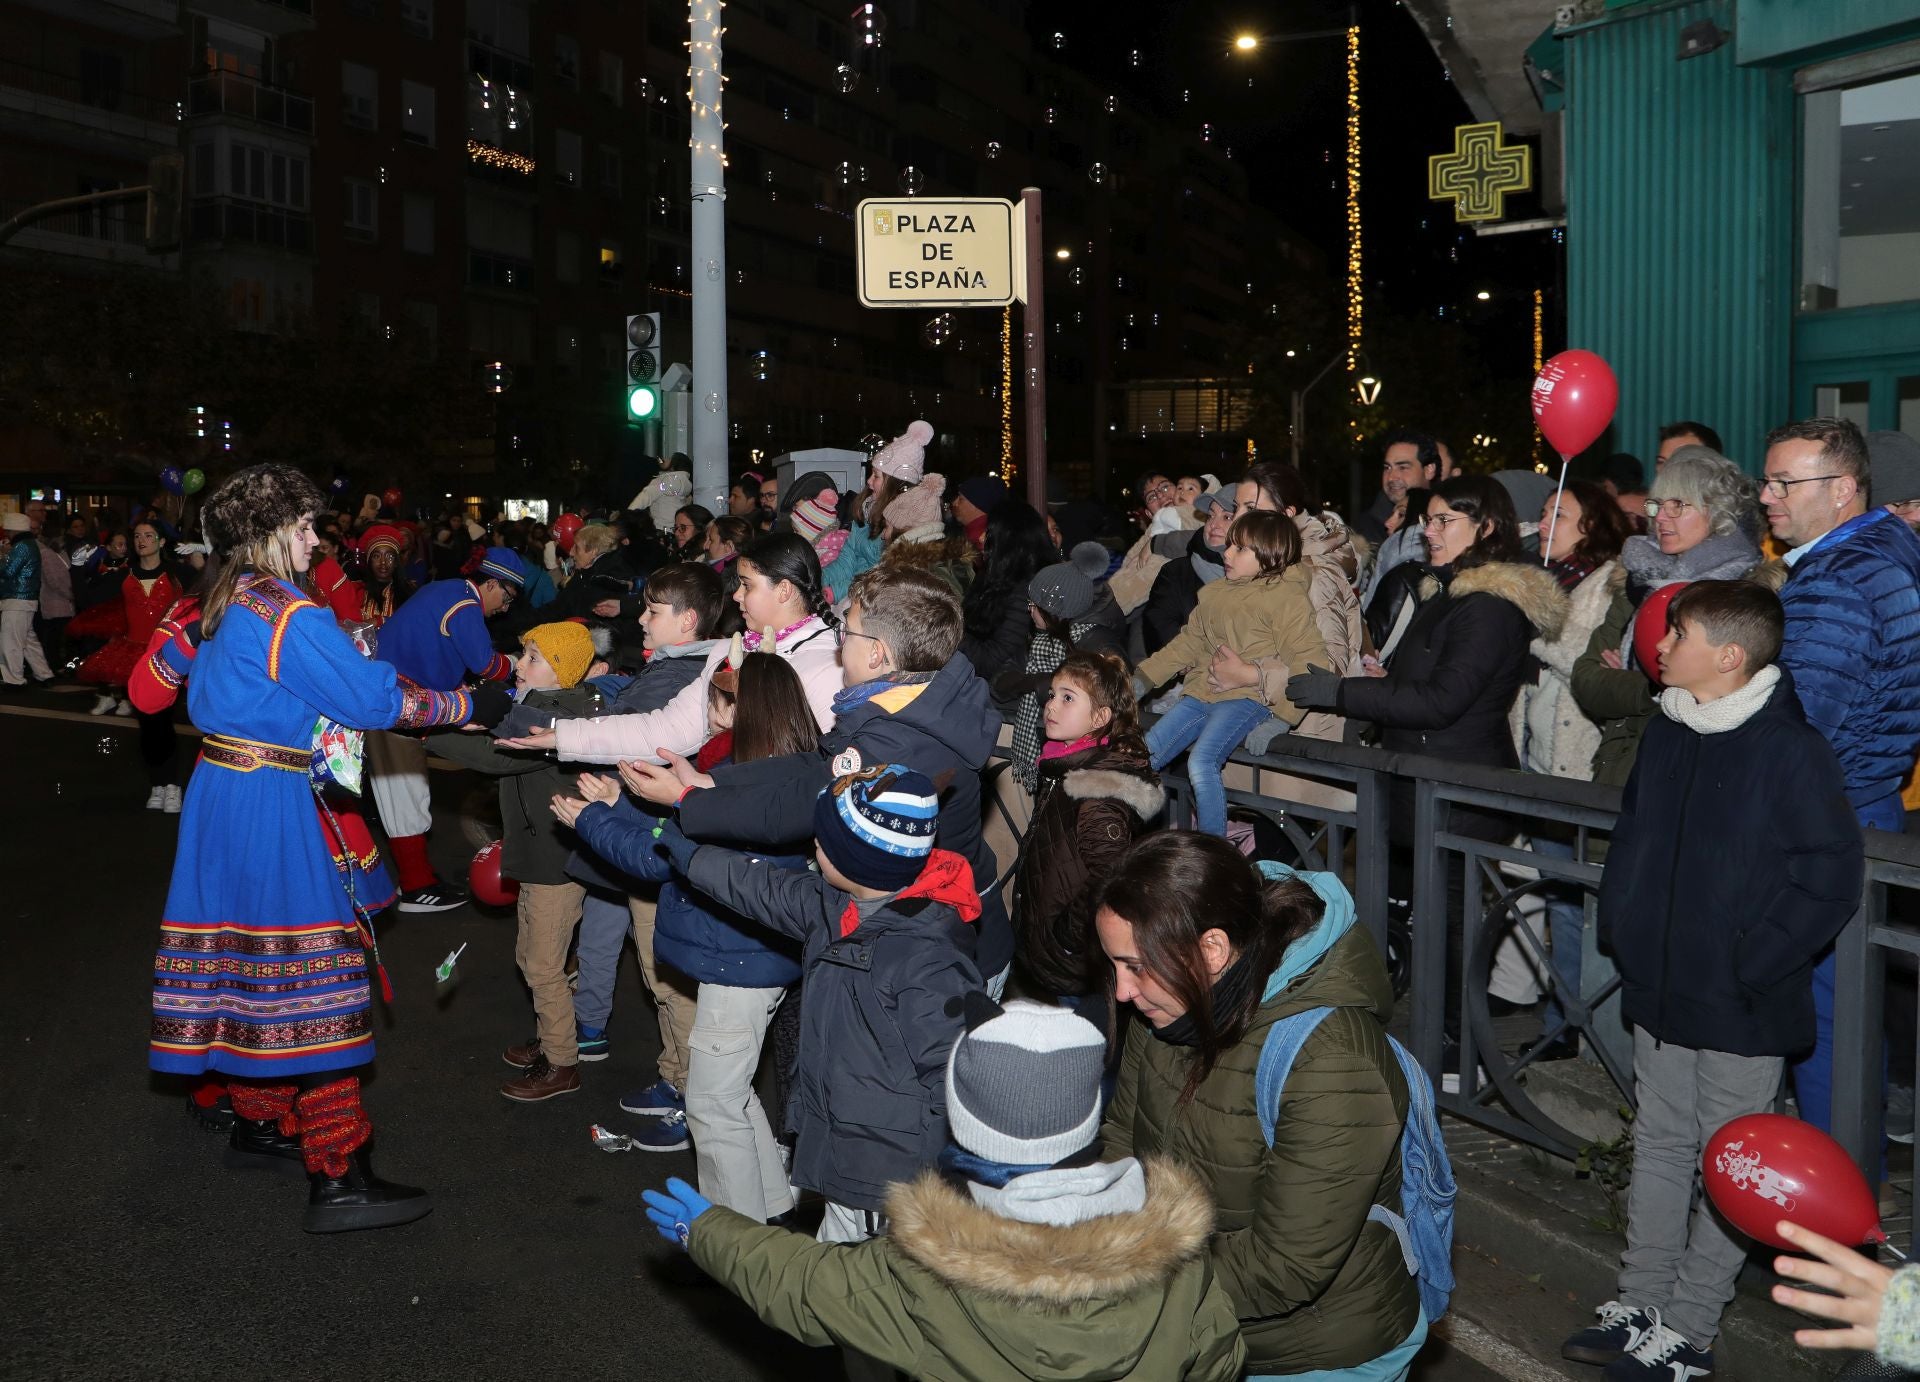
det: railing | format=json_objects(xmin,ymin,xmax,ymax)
[
  {"xmin": 0, "ymin": 194, "xmax": 141, "ymax": 246},
  {"xmin": 186, "ymin": 71, "xmax": 314, "ymax": 136},
  {"xmin": 1155, "ymin": 731, "xmax": 1920, "ymax": 1243},
  {"xmin": 0, "ymin": 56, "xmax": 177, "ymax": 125},
  {"xmin": 188, "ymin": 197, "xmax": 312, "ymax": 251}
]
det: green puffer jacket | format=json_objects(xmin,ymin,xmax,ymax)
[
  {"xmin": 1567, "ymin": 579, "xmax": 1654, "ymax": 789},
  {"xmin": 689, "ymin": 1158, "xmax": 1247, "ymax": 1382},
  {"xmin": 1101, "ymin": 925, "xmax": 1420, "ymax": 1375}
]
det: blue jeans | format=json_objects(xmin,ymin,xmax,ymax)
[
  {"xmin": 1531, "ymin": 834, "xmax": 1585, "ymax": 1035},
  {"xmin": 1146, "ymin": 694, "xmax": 1272, "ymax": 837},
  {"xmin": 1792, "ymin": 794, "xmax": 1899, "ymax": 1155},
  {"xmin": 572, "ymin": 888, "xmax": 631, "ymax": 1031}
]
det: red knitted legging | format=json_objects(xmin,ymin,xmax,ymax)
[
  {"xmin": 227, "ymin": 1081, "xmax": 299, "ymax": 1135},
  {"xmin": 295, "ymin": 1077, "xmax": 372, "ymax": 1177}
]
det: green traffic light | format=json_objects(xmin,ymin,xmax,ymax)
[{"xmin": 628, "ymin": 386, "xmax": 659, "ymax": 420}]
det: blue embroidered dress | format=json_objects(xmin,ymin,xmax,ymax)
[{"xmin": 149, "ymin": 576, "xmax": 470, "ymax": 1078}]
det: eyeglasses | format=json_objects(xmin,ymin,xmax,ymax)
[
  {"xmin": 1642, "ymin": 497, "xmax": 1696, "ymax": 519},
  {"xmin": 840, "ymin": 629, "xmax": 883, "ymax": 646},
  {"xmin": 1423, "ymin": 513, "xmax": 1467, "ymax": 531},
  {"xmin": 1760, "ymin": 474, "xmax": 1844, "ymax": 499}
]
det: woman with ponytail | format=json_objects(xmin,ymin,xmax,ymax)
[{"xmin": 1096, "ymin": 831, "xmax": 1426, "ymax": 1379}]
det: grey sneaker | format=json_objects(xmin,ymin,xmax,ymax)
[{"xmin": 1563, "ymin": 1301, "xmax": 1657, "ymax": 1366}]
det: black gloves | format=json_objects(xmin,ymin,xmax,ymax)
[
  {"xmin": 466, "ymin": 681, "xmax": 515, "ymax": 730},
  {"xmin": 1283, "ymin": 664, "xmax": 1343, "ymax": 712}
]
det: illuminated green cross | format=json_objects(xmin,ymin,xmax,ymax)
[{"xmin": 1428, "ymin": 121, "xmax": 1532, "ymax": 223}]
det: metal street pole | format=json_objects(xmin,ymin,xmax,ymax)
[
  {"xmin": 1290, "ymin": 352, "xmax": 1343, "ymax": 471},
  {"xmin": 1021, "ymin": 187, "xmax": 1047, "ymax": 510},
  {"xmin": 688, "ymin": 0, "xmax": 729, "ymax": 512}
]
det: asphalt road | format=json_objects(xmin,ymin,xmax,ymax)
[{"xmin": 0, "ymin": 693, "xmax": 1522, "ymax": 1382}]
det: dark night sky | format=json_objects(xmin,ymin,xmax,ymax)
[{"xmin": 1023, "ymin": 0, "xmax": 1559, "ymax": 333}]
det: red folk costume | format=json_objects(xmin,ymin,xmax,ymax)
[{"xmin": 74, "ymin": 561, "xmax": 184, "ymax": 688}]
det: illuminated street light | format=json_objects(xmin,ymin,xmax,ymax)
[
  {"xmin": 1475, "ymin": 289, "xmax": 1491, "ymax": 301},
  {"xmin": 1055, "ymin": 247, "xmax": 1072, "ymax": 260},
  {"xmin": 1356, "ymin": 374, "xmax": 1383, "ymax": 406},
  {"xmin": 1234, "ymin": 34, "xmax": 1259, "ymax": 51}
]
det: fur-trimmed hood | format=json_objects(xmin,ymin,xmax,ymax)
[
  {"xmin": 1447, "ymin": 558, "xmax": 1570, "ymax": 641},
  {"xmin": 885, "ymin": 528, "xmax": 974, "ymax": 567},
  {"xmin": 886, "ymin": 1158, "xmax": 1214, "ymax": 1304},
  {"xmin": 1062, "ymin": 765, "xmax": 1165, "ymax": 820}
]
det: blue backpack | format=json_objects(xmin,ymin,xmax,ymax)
[{"xmin": 1254, "ymin": 1006, "xmax": 1456, "ymax": 1322}]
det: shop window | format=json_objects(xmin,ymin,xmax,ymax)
[{"xmin": 1801, "ymin": 68, "xmax": 1920, "ymax": 311}]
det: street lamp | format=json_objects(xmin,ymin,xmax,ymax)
[
  {"xmin": 1356, "ymin": 374, "xmax": 1382, "ymax": 406},
  {"xmin": 1234, "ymin": 33, "xmax": 1259, "ymax": 51}
]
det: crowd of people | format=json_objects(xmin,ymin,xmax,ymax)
[{"xmin": 13, "ymin": 409, "xmax": 1915, "ymax": 1378}]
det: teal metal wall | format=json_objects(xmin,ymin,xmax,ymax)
[
  {"xmin": 1563, "ymin": 0, "xmax": 1796, "ymax": 470},
  {"xmin": 1737, "ymin": 0, "xmax": 1920, "ymax": 65}
]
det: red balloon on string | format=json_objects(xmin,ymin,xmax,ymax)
[
  {"xmin": 469, "ymin": 840, "xmax": 519, "ymax": 908},
  {"xmin": 1702, "ymin": 1113, "xmax": 1884, "ymax": 1251},
  {"xmin": 1531, "ymin": 350, "xmax": 1619, "ymax": 458},
  {"xmin": 381, "ymin": 486, "xmax": 405, "ymax": 511},
  {"xmin": 552, "ymin": 513, "xmax": 585, "ymax": 556},
  {"xmin": 1631, "ymin": 582, "xmax": 1687, "ymax": 688}
]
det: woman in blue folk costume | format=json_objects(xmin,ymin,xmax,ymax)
[{"xmin": 148, "ymin": 464, "xmax": 498, "ymax": 1234}]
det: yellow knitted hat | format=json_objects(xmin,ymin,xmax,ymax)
[{"xmin": 520, "ymin": 621, "xmax": 596, "ymax": 688}]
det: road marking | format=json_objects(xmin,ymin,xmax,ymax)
[{"xmin": 1443, "ymin": 1313, "xmax": 1576, "ymax": 1382}]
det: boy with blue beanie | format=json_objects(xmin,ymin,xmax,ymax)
[{"xmin": 651, "ymin": 764, "xmax": 984, "ymax": 1246}]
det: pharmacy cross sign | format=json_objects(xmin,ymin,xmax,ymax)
[{"xmin": 1427, "ymin": 121, "xmax": 1532, "ymax": 223}]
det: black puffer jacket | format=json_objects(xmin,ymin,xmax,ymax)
[
  {"xmin": 1142, "ymin": 528, "xmax": 1225, "ymax": 658},
  {"xmin": 1012, "ymin": 740, "xmax": 1164, "ymax": 997},
  {"xmin": 1598, "ymin": 668, "xmax": 1862, "ymax": 1055}
]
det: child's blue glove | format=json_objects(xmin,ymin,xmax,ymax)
[
  {"xmin": 641, "ymin": 1176, "xmax": 714, "ymax": 1249},
  {"xmin": 652, "ymin": 818, "xmax": 700, "ymax": 875}
]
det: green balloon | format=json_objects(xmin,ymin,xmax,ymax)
[{"xmin": 182, "ymin": 468, "xmax": 206, "ymax": 495}]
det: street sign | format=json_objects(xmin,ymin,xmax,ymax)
[{"xmin": 856, "ymin": 197, "xmax": 1020, "ymax": 308}]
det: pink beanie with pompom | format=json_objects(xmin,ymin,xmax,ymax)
[
  {"xmin": 881, "ymin": 473, "xmax": 948, "ymax": 535},
  {"xmin": 871, "ymin": 420, "xmax": 933, "ymax": 484}
]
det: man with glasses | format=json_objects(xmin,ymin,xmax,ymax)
[
  {"xmin": 756, "ymin": 474, "xmax": 780, "ymax": 532},
  {"xmin": 1766, "ymin": 415, "xmax": 1920, "ymax": 1137}
]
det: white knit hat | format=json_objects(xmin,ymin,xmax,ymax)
[
  {"xmin": 871, "ymin": 420, "xmax": 933, "ymax": 484},
  {"xmin": 946, "ymin": 999, "xmax": 1107, "ymax": 1166}
]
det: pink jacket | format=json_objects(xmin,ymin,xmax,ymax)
[{"xmin": 555, "ymin": 617, "xmax": 842, "ymax": 764}]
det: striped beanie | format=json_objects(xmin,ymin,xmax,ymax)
[
  {"xmin": 792, "ymin": 495, "xmax": 838, "ymax": 542},
  {"xmin": 360, "ymin": 523, "xmax": 406, "ymax": 559},
  {"xmin": 947, "ymin": 998, "xmax": 1107, "ymax": 1165},
  {"xmin": 812, "ymin": 764, "xmax": 939, "ymax": 891},
  {"xmin": 475, "ymin": 546, "xmax": 528, "ymax": 589}
]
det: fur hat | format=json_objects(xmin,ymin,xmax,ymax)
[
  {"xmin": 946, "ymin": 997, "xmax": 1107, "ymax": 1166},
  {"xmin": 202, "ymin": 463, "xmax": 329, "ymax": 554},
  {"xmin": 812, "ymin": 764, "xmax": 939, "ymax": 892},
  {"xmin": 520, "ymin": 621, "xmax": 599, "ymax": 688},
  {"xmin": 883, "ymin": 473, "xmax": 947, "ymax": 536},
  {"xmin": 2, "ymin": 512, "xmax": 29, "ymax": 534},
  {"xmin": 1869, "ymin": 430, "xmax": 1920, "ymax": 506},
  {"xmin": 872, "ymin": 420, "xmax": 934, "ymax": 484}
]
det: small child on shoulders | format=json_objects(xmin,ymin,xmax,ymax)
[{"xmin": 1563, "ymin": 580, "xmax": 1863, "ymax": 1381}]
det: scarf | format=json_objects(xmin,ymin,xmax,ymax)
[
  {"xmin": 1545, "ymin": 552, "xmax": 1597, "ymax": 592},
  {"xmin": 1149, "ymin": 954, "xmax": 1258, "ymax": 1048},
  {"xmin": 1619, "ymin": 531, "xmax": 1758, "ymax": 601},
  {"xmin": 830, "ymin": 669, "xmax": 936, "ymax": 718},
  {"xmin": 1011, "ymin": 631, "xmax": 1071, "ymax": 790},
  {"xmin": 835, "ymin": 848, "xmax": 981, "ymax": 938},
  {"xmin": 741, "ymin": 614, "xmax": 819, "ymax": 651},
  {"xmin": 1039, "ymin": 732, "xmax": 1106, "ymax": 763},
  {"xmin": 1658, "ymin": 664, "xmax": 1780, "ymax": 734}
]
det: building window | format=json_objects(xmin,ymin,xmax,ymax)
[
  {"xmin": 78, "ymin": 48, "xmax": 127, "ymax": 111},
  {"xmin": 1800, "ymin": 68, "xmax": 1920, "ymax": 312},
  {"xmin": 401, "ymin": 300, "xmax": 437, "ymax": 358},
  {"xmin": 192, "ymin": 138, "xmax": 216, "ymax": 196},
  {"xmin": 400, "ymin": 0, "xmax": 433, "ymax": 38},
  {"xmin": 403, "ymin": 191, "xmax": 434, "ymax": 253},
  {"xmin": 354, "ymin": 291, "xmax": 380, "ymax": 329},
  {"xmin": 599, "ymin": 52, "xmax": 623, "ymax": 105},
  {"xmin": 599, "ymin": 144, "xmax": 621, "ymax": 196},
  {"xmin": 554, "ymin": 128, "xmax": 581, "ymax": 188},
  {"xmin": 556, "ymin": 228, "xmax": 581, "ymax": 283},
  {"xmin": 228, "ymin": 141, "xmax": 309, "ymax": 209},
  {"xmin": 342, "ymin": 61, "xmax": 378, "ymax": 129},
  {"xmin": 599, "ymin": 240, "xmax": 623, "ymax": 280},
  {"xmin": 554, "ymin": 33, "xmax": 579, "ymax": 88},
  {"xmin": 402, "ymin": 80, "xmax": 436, "ymax": 145},
  {"xmin": 345, "ymin": 178, "xmax": 377, "ymax": 239},
  {"xmin": 467, "ymin": 0, "xmax": 530, "ymax": 58},
  {"xmin": 555, "ymin": 325, "xmax": 582, "ymax": 375}
]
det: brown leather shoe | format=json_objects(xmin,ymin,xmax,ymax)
[
  {"xmin": 501, "ymin": 1037, "xmax": 541, "ymax": 1069},
  {"xmin": 500, "ymin": 1057, "xmax": 581, "ymax": 1103}
]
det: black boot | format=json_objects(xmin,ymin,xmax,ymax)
[
  {"xmin": 302, "ymin": 1147, "xmax": 432, "ymax": 1234},
  {"xmin": 223, "ymin": 1117, "xmax": 306, "ymax": 1174}
]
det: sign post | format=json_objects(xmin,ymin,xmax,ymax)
[{"xmin": 1019, "ymin": 188, "xmax": 1046, "ymax": 512}]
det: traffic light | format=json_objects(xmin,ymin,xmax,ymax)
[{"xmin": 625, "ymin": 312, "xmax": 661, "ymax": 422}]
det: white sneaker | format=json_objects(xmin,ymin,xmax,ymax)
[
  {"xmin": 162, "ymin": 784, "xmax": 183, "ymax": 814},
  {"xmin": 113, "ymin": 698, "xmax": 132, "ymax": 717},
  {"xmin": 145, "ymin": 786, "xmax": 167, "ymax": 810},
  {"xmin": 89, "ymin": 693, "xmax": 117, "ymax": 715}
]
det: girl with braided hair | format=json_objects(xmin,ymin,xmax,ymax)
[{"xmin": 147, "ymin": 464, "xmax": 499, "ymax": 1234}]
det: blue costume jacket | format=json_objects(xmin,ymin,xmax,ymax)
[{"xmin": 374, "ymin": 577, "xmax": 512, "ymax": 689}]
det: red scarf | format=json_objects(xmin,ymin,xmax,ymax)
[
  {"xmin": 836, "ymin": 848, "xmax": 981, "ymax": 938},
  {"xmin": 1039, "ymin": 732, "xmax": 1106, "ymax": 763},
  {"xmin": 695, "ymin": 729, "xmax": 733, "ymax": 775}
]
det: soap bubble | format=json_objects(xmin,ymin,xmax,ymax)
[
  {"xmin": 1067, "ymin": 265, "xmax": 1085, "ymax": 287},
  {"xmin": 860, "ymin": 432, "xmax": 886, "ymax": 453},
  {"xmin": 1087, "ymin": 162, "xmax": 1108, "ymax": 186},
  {"xmin": 1051, "ymin": 31, "xmax": 1066, "ymax": 50},
  {"xmin": 897, "ymin": 166, "xmax": 925, "ymax": 196},
  {"xmin": 984, "ymin": 140, "xmax": 1001, "ymax": 160},
  {"xmin": 922, "ymin": 313, "xmax": 953, "ymax": 348},
  {"xmin": 835, "ymin": 63, "xmax": 859, "ymax": 94},
  {"xmin": 97, "ymin": 736, "xmax": 117, "ymax": 755}
]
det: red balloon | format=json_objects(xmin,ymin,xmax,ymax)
[
  {"xmin": 469, "ymin": 840, "xmax": 519, "ymax": 908},
  {"xmin": 1703, "ymin": 1113, "xmax": 1884, "ymax": 1251},
  {"xmin": 1631, "ymin": 582, "xmax": 1687, "ymax": 688},
  {"xmin": 381, "ymin": 487, "xmax": 404, "ymax": 511},
  {"xmin": 552, "ymin": 512, "xmax": 585, "ymax": 555},
  {"xmin": 1531, "ymin": 350, "xmax": 1619, "ymax": 459}
]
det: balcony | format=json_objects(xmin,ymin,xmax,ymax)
[
  {"xmin": 187, "ymin": 70, "xmax": 314, "ymax": 137},
  {"xmin": 0, "ymin": 193, "xmax": 167, "ymax": 267},
  {"xmin": 0, "ymin": 56, "xmax": 179, "ymax": 150},
  {"xmin": 188, "ymin": 195, "xmax": 313, "ymax": 252},
  {"xmin": 181, "ymin": 0, "xmax": 315, "ymax": 36},
  {"xmin": 8, "ymin": 0, "xmax": 180, "ymax": 40},
  {"xmin": 469, "ymin": 250, "xmax": 534, "ymax": 292}
]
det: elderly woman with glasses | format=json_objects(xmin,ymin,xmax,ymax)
[{"xmin": 1568, "ymin": 446, "xmax": 1763, "ymax": 791}]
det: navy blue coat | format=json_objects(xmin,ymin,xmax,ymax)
[
  {"xmin": 1777, "ymin": 508, "xmax": 1920, "ymax": 815},
  {"xmin": 570, "ymin": 795, "xmax": 804, "ymax": 988},
  {"xmin": 676, "ymin": 654, "xmax": 1013, "ymax": 978},
  {"xmin": 1597, "ymin": 669, "xmax": 1863, "ymax": 1056}
]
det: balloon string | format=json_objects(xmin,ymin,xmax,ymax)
[
  {"xmin": 1542, "ymin": 455, "xmax": 1572, "ymax": 568},
  {"xmin": 1888, "ymin": 1242, "xmax": 1909, "ymax": 1263}
]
